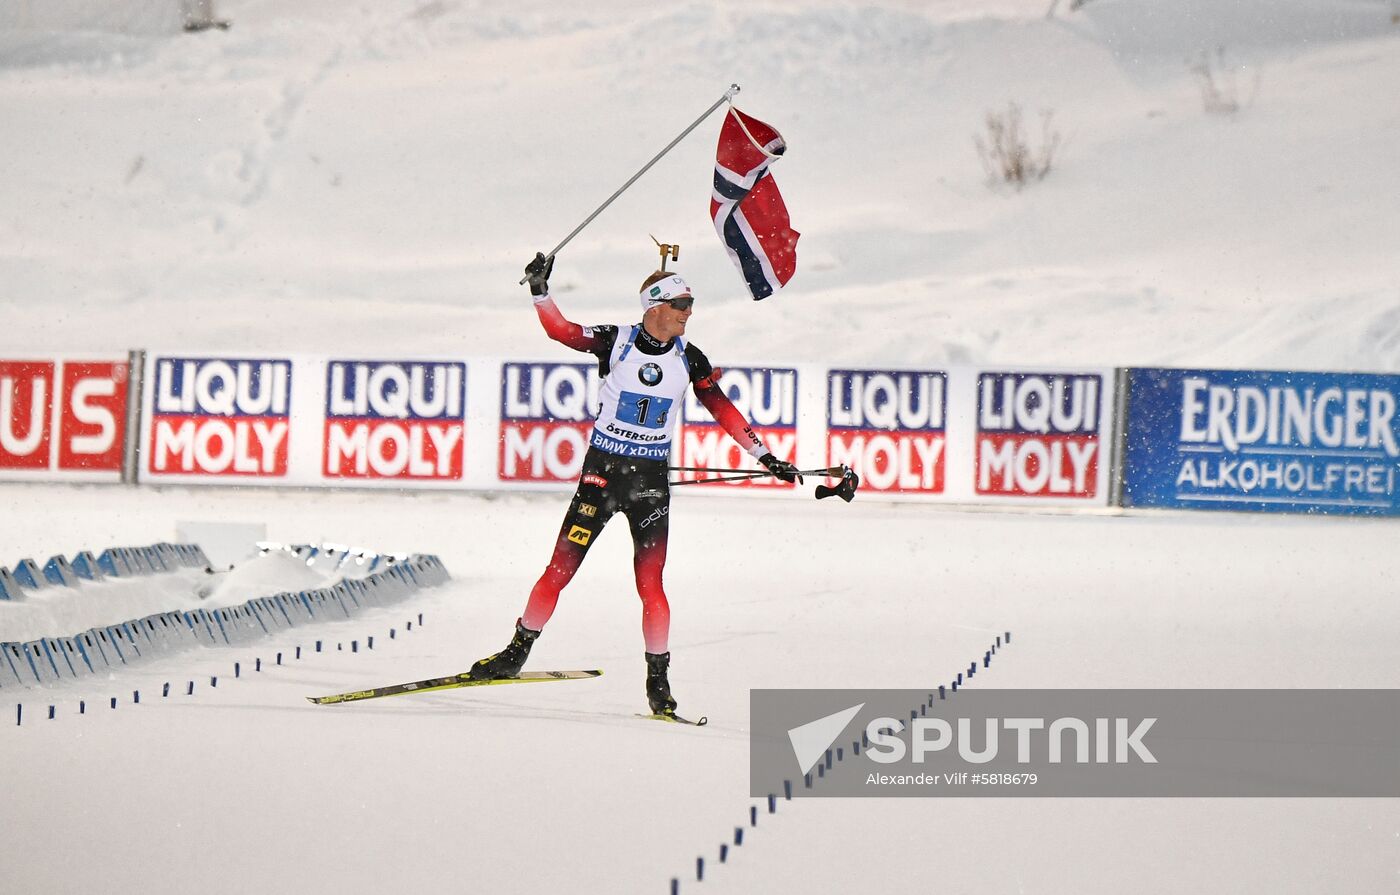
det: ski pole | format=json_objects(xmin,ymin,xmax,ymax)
[
  {"xmin": 519, "ymin": 84, "xmax": 741, "ymax": 284},
  {"xmin": 668, "ymin": 465, "xmax": 848, "ymax": 477},
  {"xmin": 670, "ymin": 471, "xmax": 773, "ymax": 486},
  {"xmin": 670, "ymin": 466, "xmax": 853, "ymax": 486}
]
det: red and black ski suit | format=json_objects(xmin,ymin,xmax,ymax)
[{"xmin": 519, "ymin": 295, "xmax": 769, "ymax": 653}]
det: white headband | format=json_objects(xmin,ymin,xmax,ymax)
[{"xmin": 640, "ymin": 274, "xmax": 692, "ymax": 313}]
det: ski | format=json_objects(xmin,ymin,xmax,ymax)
[
  {"xmin": 308, "ymin": 670, "xmax": 602, "ymax": 705},
  {"xmin": 638, "ymin": 712, "xmax": 708, "ymax": 726}
]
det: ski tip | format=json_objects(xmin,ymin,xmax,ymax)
[{"xmin": 638, "ymin": 712, "xmax": 708, "ymax": 726}]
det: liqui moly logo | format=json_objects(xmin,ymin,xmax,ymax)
[
  {"xmin": 324, "ymin": 361, "xmax": 466, "ymax": 480},
  {"xmin": 680, "ymin": 367, "xmax": 798, "ymax": 487},
  {"xmin": 149, "ymin": 357, "xmax": 292, "ymax": 477},
  {"xmin": 0, "ymin": 360, "xmax": 128, "ymax": 474},
  {"xmin": 828, "ymin": 370, "xmax": 946, "ymax": 493},
  {"xmin": 976, "ymin": 373, "xmax": 1102, "ymax": 498},
  {"xmin": 499, "ymin": 362, "xmax": 601, "ymax": 481}
]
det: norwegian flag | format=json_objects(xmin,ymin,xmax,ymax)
[{"xmin": 711, "ymin": 107, "xmax": 799, "ymax": 301}]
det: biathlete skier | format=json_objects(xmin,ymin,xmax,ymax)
[{"xmin": 467, "ymin": 252, "xmax": 802, "ymax": 716}]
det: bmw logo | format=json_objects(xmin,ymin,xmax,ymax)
[{"xmin": 638, "ymin": 363, "xmax": 663, "ymax": 386}]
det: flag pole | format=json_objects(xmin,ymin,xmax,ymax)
[{"xmin": 519, "ymin": 84, "xmax": 741, "ymax": 284}]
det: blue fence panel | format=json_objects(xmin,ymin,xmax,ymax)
[
  {"xmin": 0, "ymin": 568, "xmax": 23, "ymax": 600},
  {"xmin": 77, "ymin": 631, "xmax": 111, "ymax": 669},
  {"xmin": 43, "ymin": 555, "xmax": 80, "ymax": 587},
  {"xmin": 13, "ymin": 559, "xmax": 45, "ymax": 589},
  {"xmin": 0, "ymin": 644, "xmax": 26, "ymax": 687},
  {"xmin": 61, "ymin": 637, "xmax": 94, "ymax": 675},
  {"xmin": 1124, "ymin": 368, "xmax": 1400, "ymax": 515},
  {"xmin": 20, "ymin": 642, "xmax": 58, "ymax": 684},
  {"xmin": 70, "ymin": 552, "xmax": 105, "ymax": 581}
]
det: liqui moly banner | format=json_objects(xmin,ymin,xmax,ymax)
[
  {"xmin": 498, "ymin": 362, "xmax": 601, "ymax": 482},
  {"xmin": 679, "ymin": 366, "xmax": 798, "ymax": 488},
  {"xmin": 974, "ymin": 372, "xmax": 1106, "ymax": 500},
  {"xmin": 145, "ymin": 356, "xmax": 293, "ymax": 479},
  {"xmin": 0, "ymin": 357, "xmax": 130, "ymax": 482},
  {"xmin": 324, "ymin": 361, "xmax": 466, "ymax": 482},
  {"xmin": 827, "ymin": 369, "xmax": 947, "ymax": 494},
  {"xmin": 1123, "ymin": 368, "xmax": 1400, "ymax": 515}
]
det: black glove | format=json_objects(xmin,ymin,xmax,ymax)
[
  {"xmin": 759, "ymin": 453, "xmax": 802, "ymax": 484},
  {"xmin": 524, "ymin": 252, "xmax": 554, "ymax": 296}
]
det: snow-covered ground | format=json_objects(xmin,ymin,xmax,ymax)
[
  {"xmin": 2, "ymin": 0, "xmax": 1399, "ymax": 892},
  {"xmin": 3, "ymin": 485, "xmax": 1399, "ymax": 894}
]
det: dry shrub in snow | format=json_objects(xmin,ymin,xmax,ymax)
[{"xmin": 973, "ymin": 102, "xmax": 1060, "ymax": 189}]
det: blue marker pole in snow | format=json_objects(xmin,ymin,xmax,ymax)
[
  {"xmin": 696, "ymin": 857, "xmax": 704, "ymax": 881},
  {"xmin": 768, "ymin": 794, "xmax": 776, "ymax": 813},
  {"xmin": 784, "ymin": 780, "xmax": 792, "ymax": 800},
  {"xmin": 719, "ymin": 844, "xmax": 728, "ymax": 863}
]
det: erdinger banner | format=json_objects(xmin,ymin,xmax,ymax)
[
  {"xmin": 827, "ymin": 369, "xmax": 946, "ymax": 494},
  {"xmin": 498, "ymin": 362, "xmax": 601, "ymax": 482},
  {"xmin": 146, "ymin": 356, "xmax": 292, "ymax": 478},
  {"xmin": 679, "ymin": 366, "xmax": 798, "ymax": 488},
  {"xmin": 324, "ymin": 361, "xmax": 466, "ymax": 481},
  {"xmin": 1124, "ymin": 368, "xmax": 1400, "ymax": 515},
  {"xmin": 0, "ymin": 358, "xmax": 129, "ymax": 482},
  {"xmin": 975, "ymin": 372, "xmax": 1105, "ymax": 500}
]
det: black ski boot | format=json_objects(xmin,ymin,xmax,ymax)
[
  {"xmin": 466, "ymin": 619, "xmax": 540, "ymax": 681},
  {"xmin": 645, "ymin": 651, "xmax": 678, "ymax": 716}
]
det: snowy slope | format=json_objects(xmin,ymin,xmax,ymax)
[
  {"xmin": 0, "ymin": 0, "xmax": 1396, "ymax": 368},
  {"xmin": 2, "ymin": 484, "xmax": 1399, "ymax": 894},
  {"xmin": 3, "ymin": 2, "xmax": 1400, "ymax": 894}
]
